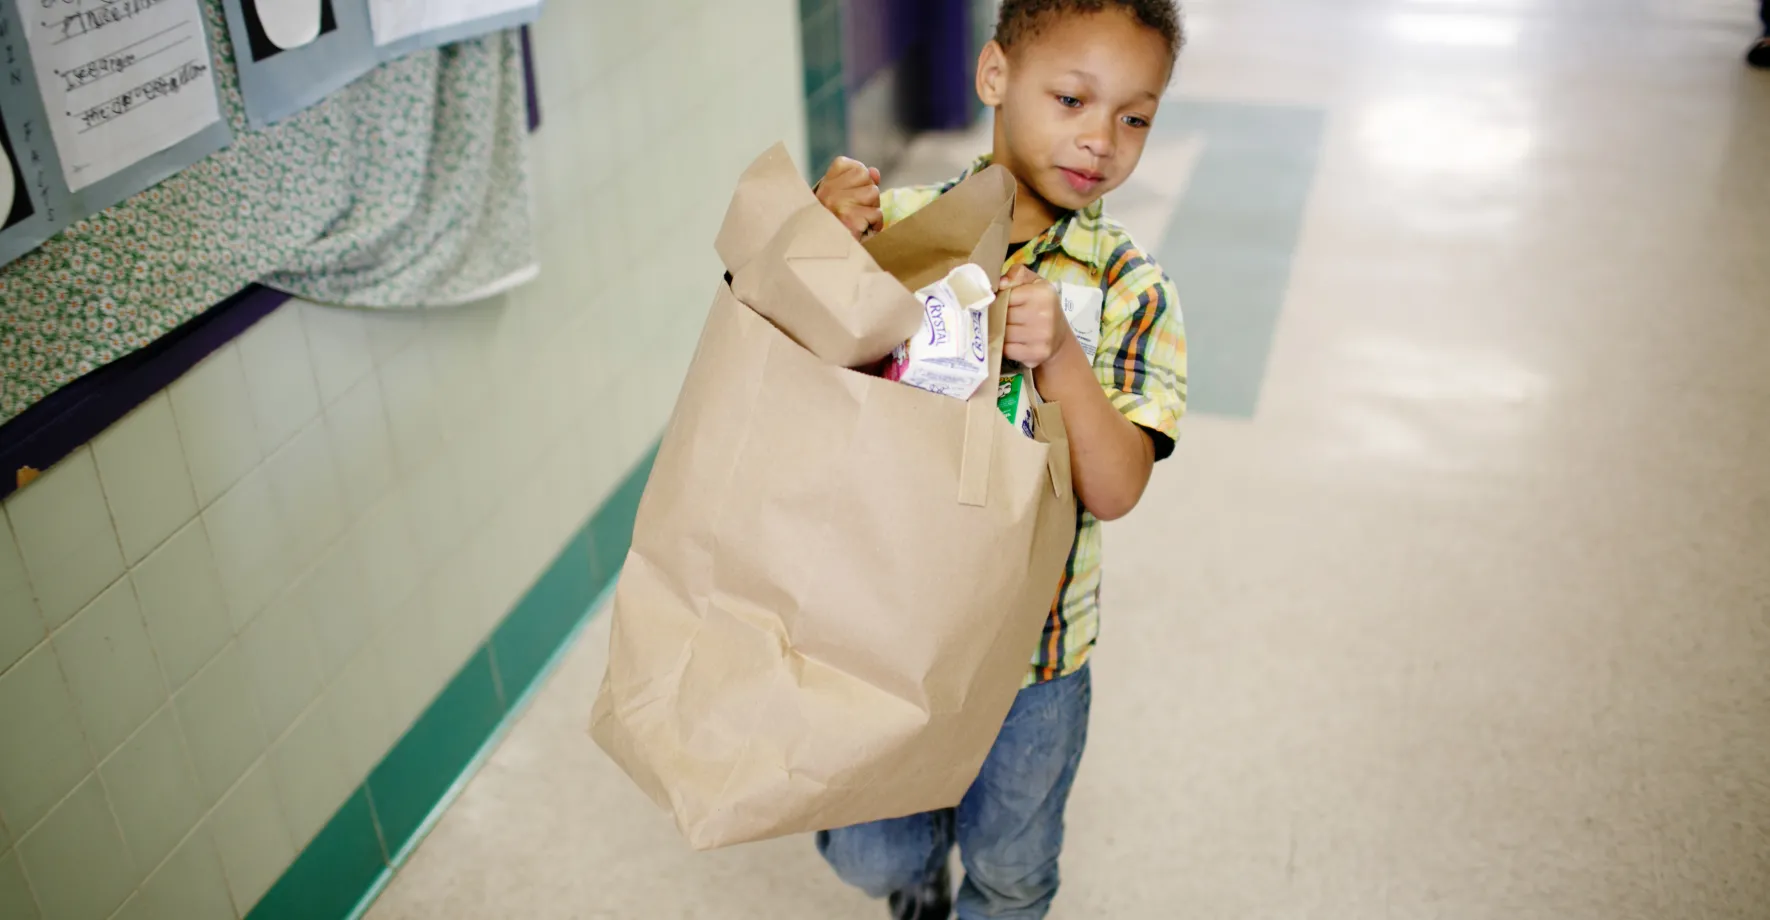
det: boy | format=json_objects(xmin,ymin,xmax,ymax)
[{"xmin": 812, "ymin": 2, "xmax": 1187, "ymax": 918}]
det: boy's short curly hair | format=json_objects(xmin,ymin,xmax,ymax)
[{"xmin": 995, "ymin": 0, "xmax": 1185, "ymax": 66}]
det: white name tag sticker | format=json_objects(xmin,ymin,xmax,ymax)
[{"xmin": 1059, "ymin": 283, "xmax": 1104, "ymax": 364}]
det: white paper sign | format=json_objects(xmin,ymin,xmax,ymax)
[
  {"xmin": 22, "ymin": 0, "xmax": 223, "ymax": 192},
  {"xmin": 367, "ymin": 0, "xmax": 535, "ymax": 47}
]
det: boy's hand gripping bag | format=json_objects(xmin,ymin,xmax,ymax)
[{"xmin": 589, "ymin": 143, "xmax": 1078, "ymax": 851}]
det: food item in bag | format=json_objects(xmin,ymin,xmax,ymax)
[
  {"xmin": 996, "ymin": 369, "xmax": 1038, "ymax": 439},
  {"xmin": 884, "ymin": 263, "xmax": 995, "ymax": 400}
]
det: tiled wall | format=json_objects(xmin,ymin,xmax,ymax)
[{"xmin": 0, "ymin": 3, "xmax": 806, "ymax": 919}]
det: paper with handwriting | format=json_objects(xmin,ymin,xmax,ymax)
[{"xmin": 22, "ymin": 0, "xmax": 223, "ymax": 191}]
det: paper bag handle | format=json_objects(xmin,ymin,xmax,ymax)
[
  {"xmin": 957, "ymin": 397, "xmax": 995, "ymax": 507},
  {"xmin": 956, "ymin": 286, "xmax": 1014, "ymax": 508}
]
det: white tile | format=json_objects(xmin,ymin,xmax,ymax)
[
  {"xmin": 169, "ymin": 347, "xmax": 262, "ymax": 508},
  {"xmin": 422, "ymin": 304, "xmax": 497, "ymax": 444},
  {"xmin": 266, "ymin": 703, "xmax": 351, "ymax": 849},
  {"xmin": 92, "ymin": 395, "xmax": 199, "ymax": 566},
  {"xmin": 298, "ymin": 301, "xmax": 374, "ymax": 408},
  {"xmin": 202, "ymin": 468, "xmax": 292, "ymax": 632},
  {"xmin": 173, "ymin": 643, "xmax": 266, "ymax": 805},
  {"xmin": 53, "ymin": 578, "xmax": 167, "ymax": 760},
  {"xmin": 114, "ymin": 827, "xmax": 233, "ymax": 920},
  {"xmin": 3, "ymin": 449, "xmax": 125, "ymax": 630},
  {"xmin": 378, "ymin": 339, "xmax": 444, "ymax": 471},
  {"xmin": 97, "ymin": 705, "xmax": 202, "ymax": 872},
  {"xmin": 17, "ymin": 775, "xmax": 136, "ymax": 920},
  {"xmin": 238, "ymin": 306, "xmax": 323, "ymax": 456},
  {"xmin": 360, "ymin": 310, "xmax": 423, "ymax": 366},
  {"xmin": 130, "ymin": 520, "xmax": 231, "ymax": 692},
  {"xmin": 375, "ymin": 594, "xmax": 441, "ymax": 736},
  {"xmin": 207, "ymin": 761, "xmax": 293, "ymax": 914},
  {"xmin": 426, "ymin": 543, "xmax": 489, "ymax": 683},
  {"xmin": 326, "ymin": 646, "xmax": 396, "ymax": 789},
  {"xmin": 0, "ymin": 516, "xmax": 45, "ymax": 675},
  {"xmin": 403, "ymin": 454, "xmax": 466, "ymax": 570},
  {"xmin": 473, "ymin": 505, "xmax": 530, "ymax": 623},
  {"xmin": 0, "ymin": 645, "xmax": 93, "ymax": 835},
  {"xmin": 351, "ymin": 494, "xmax": 422, "ymax": 620},
  {"xmin": 237, "ymin": 587, "xmax": 323, "ymax": 743},
  {"xmin": 298, "ymin": 543, "xmax": 373, "ymax": 680},
  {"xmin": 266, "ymin": 418, "xmax": 348, "ymax": 576},
  {"xmin": 323, "ymin": 374, "xmax": 399, "ymax": 518},
  {"xmin": 448, "ymin": 418, "xmax": 501, "ymax": 532}
]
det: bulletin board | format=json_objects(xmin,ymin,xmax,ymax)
[
  {"xmin": 0, "ymin": 0, "xmax": 538, "ymax": 429},
  {"xmin": 0, "ymin": 0, "xmax": 234, "ymax": 268},
  {"xmin": 219, "ymin": 0, "xmax": 542, "ymax": 128}
]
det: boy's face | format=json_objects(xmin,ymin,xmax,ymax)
[{"xmin": 980, "ymin": 10, "xmax": 1171, "ymax": 218}]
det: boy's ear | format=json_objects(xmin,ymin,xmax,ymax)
[{"xmin": 976, "ymin": 40, "xmax": 1009, "ymax": 107}]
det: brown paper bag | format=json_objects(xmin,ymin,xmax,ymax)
[
  {"xmin": 717, "ymin": 144, "xmax": 925, "ymax": 368},
  {"xmin": 589, "ymin": 143, "xmax": 1077, "ymax": 851}
]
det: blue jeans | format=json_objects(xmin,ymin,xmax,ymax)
[{"xmin": 818, "ymin": 666, "xmax": 1092, "ymax": 919}]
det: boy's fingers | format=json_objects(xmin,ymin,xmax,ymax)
[
  {"xmin": 868, "ymin": 166, "xmax": 882, "ymax": 185},
  {"xmin": 825, "ymin": 157, "xmax": 873, "ymax": 188},
  {"xmin": 841, "ymin": 207, "xmax": 883, "ymax": 236},
  {"xmin": 998, "ymin": 264, "xmax": 1039, "ymax": 289},
  {"xmin": 1005, "ymin": 282, "xmax": 1044, "ymax": 306}
]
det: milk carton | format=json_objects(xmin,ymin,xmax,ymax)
[
  {"xmin": 884, "ymin": 263, "xmax": 995, "ymax": 401},
  {"xmin": 996, "ymin": 369, "xmax": 1038, "ymax": 439}
]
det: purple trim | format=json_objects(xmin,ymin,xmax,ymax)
[
  {"xmin": 0, "ymin": 28, "xmax": 545, "ymax": 500},
  {"xmin": 0, "ymin": 286, "xmax": 290, "ymax": 501},
  {"xmin": 521, "ymin": 25, "xmax": 541, "ymax": 132}
]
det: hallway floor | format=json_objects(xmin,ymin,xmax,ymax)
[{"xmin": 367, "ymin": 0, "xmax": 1770, "ymax": 916}]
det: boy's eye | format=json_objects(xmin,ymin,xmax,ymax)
[
  {"xmin": 1123, "ymin": 115, "xmax": 1151, "ymax": 129},
  {"xmin": 1056, "ymin": 95, "xmax": 1082, "ymax": 108}
]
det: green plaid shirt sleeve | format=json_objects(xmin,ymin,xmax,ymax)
[{"xmin": 1098, "ymin": 252, "xmax": 1188, "ymax": 450}]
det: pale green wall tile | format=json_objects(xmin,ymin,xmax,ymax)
[
  {"xmin": 98, "ymin": 706, "xmax": 204, "ymax": 873},
  {"xmin": 17, "ymin": 776, "xmax": 135, "ymax": 920},
  {"xmin": 53, "ymin": 579, "xmax": 167, "ymax": 760},
  {"xmin": 0, "ymin": 646, "xmax": 93, "ymax": 834}
]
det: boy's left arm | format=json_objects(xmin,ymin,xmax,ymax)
[{"xmin": 1009, "ymin": 264, "xmax": 1187, "ymax": 521}]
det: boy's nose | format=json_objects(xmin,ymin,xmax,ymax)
[{"xmin": 1078, "ymin": 118, "xmax": 1115, "ymax": 158}]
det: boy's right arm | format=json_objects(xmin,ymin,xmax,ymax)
[{"xmin": 814, "ymin": 157, "xmax": 883, "ymax": 240}]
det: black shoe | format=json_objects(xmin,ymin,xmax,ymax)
[
  {"xmin": 887, "ymin": 861, "xmax": 953, "ymax": 920},
  {"xmin": 1749, "ymin": 37, "xmax": 1770, "ymax": 69}
]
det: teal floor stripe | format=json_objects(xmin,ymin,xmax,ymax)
[
  {"xmin": 1156, "ymin": 100, "xmax": 1326, "ymax": 418},
  {"xmin": 246, "ymin": 447, "xmax": 659, "ymax": 920}
]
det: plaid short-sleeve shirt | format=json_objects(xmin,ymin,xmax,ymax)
[{"xmin": 883, "ymin": 157, "xmax": 1188, "ymax": 684}]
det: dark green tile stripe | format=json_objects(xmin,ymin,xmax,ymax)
[
  {"xmin": 245, "ymin": 447, "xmax": 658, "ymax": 920},
  {"xmin": 247, "ymin": 791, "xmax": 384, "ymax": 920},
  {"xmin": 492, "ymin": 526, "xmax": 597, "ymax": 705},
  {"xmin": 367, "ymin": 648, "xmax": 506, "ymax": 859}
]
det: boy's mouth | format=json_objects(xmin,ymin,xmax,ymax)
[{"xmin": 1058, "ymin": 167, "xmax": 1105, "ymax": 195}]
